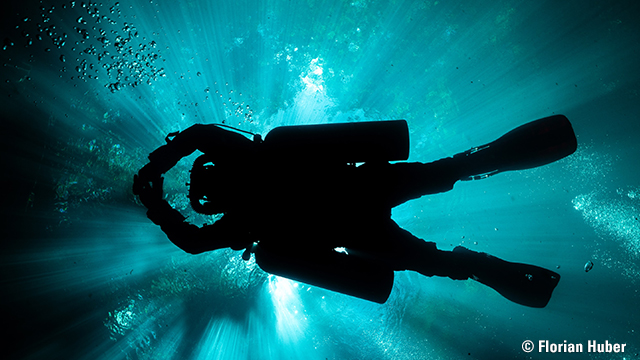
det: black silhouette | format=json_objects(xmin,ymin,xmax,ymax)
[{"xmin": 133, "ymin": 115, "xmax": 577, "ymax": 307}]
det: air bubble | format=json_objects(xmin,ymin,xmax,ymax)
[
  {"xmin": 3, "ymin": 38, "xmax": 14, "ymax": 49},
  {"xmin": 584, "ymin": 260, "xmax": 594, "ymax": 272}
]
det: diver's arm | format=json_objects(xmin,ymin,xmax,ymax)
[
  {"xmin": 143, "ymin": 124, "xmax": 256, "ymax": 177},
  {"xmin": 145, "ymin": 200, "xmax": 213, "ymax": 254},
  {"xmin": 146, "ymin": 201, "xmax": 253, "ymax": 254}
]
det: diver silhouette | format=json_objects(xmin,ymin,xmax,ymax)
[{"xmin": 133, "ymin": 115, "xmax": 577, "ymax": 308}]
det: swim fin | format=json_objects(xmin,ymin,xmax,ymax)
[
  {"xmin": 452, "ymin": 246, "xmax": 560, "ymax": 308},
  {"xmin": 454, "ymin": 115, "xmax": 577, "ymax": 180}
]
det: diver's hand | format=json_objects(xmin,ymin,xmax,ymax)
[{"xmin": 133, "ymin": 171, "xmax": 164, "ymax": 208}]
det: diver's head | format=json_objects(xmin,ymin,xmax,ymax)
[
  {"xmin": 189, "ymin": 155, "xmax": 233, "ymax": 214},
  {"xmin": 190, "ymin": 191, "xmax": 231, "ymax": 215}
]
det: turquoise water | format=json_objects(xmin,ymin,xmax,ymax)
[{"xmin": 1, "ymin": 0, "xmax": 639, "ymax": 359}]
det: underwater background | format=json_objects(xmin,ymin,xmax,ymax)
[{"xmin": 1, "ymin": 0, "xmax": 639, "ymax": 359}]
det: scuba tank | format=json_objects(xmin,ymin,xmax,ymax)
[
  {"xmin": 253, "ymin": 244, "xmax": 394, "ymax": 304},
  {"xmin": 188, "ymin": 120, "xmax": 409, "ymax": 214},
  {"xmin": 262, "ymin": 120, "xmax": 410, "ymax": 163}
]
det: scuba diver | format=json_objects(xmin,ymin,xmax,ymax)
[{"xmin": 133, "ymin": 115, "xmax": 577, "ymax": 308}]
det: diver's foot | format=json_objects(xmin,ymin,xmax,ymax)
[
  {"xmin": 452, "ymin": 246, "xmax": 560, "ymax": 308},
  {"xmin": 412, "ymin": 247, "xmax": 472, "ymax": 281},
  {"xmin": 451, "ymin": 115, "xmax": 577, "ymax": 181},
  {"xmin": 451, "ymin": 144, "xmax": 510, "ymax": 180}
]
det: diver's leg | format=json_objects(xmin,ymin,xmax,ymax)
[
  {"xmin": 370, "ymin": 220, "xmax": 561, "ymax": 308},
  {"xmin": 359, "ymin": 115, "xmax": 578, "ymax": 208},
  {"xmin": 356, "ymin": 159, "xmax": 462, "ymax": 208},
  {"xmin": 365, "ymin": 218, "xmax": 471, "ymax": 279}
]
